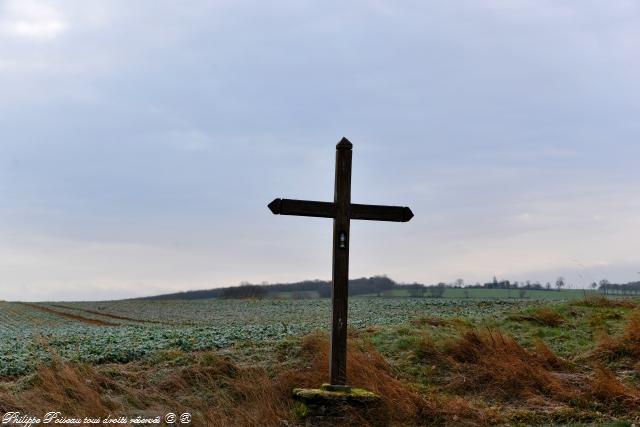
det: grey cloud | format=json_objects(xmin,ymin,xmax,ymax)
[{"xmin": 1, "ymin": 1, "xmax": 639, "ymax": 300}]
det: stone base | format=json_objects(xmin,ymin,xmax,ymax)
[{"xmin": 292, "ymin": 384, "xmax": 381, "ymax": 420}]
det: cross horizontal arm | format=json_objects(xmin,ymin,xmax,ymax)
[
  {"xmin": 268, "ymin": 198, "xmax": 336, "ymax": 218},
  {"xmin": 350, "ymin": 203, "xmax": 414, "ymax": 222},
  {"xmin": 268, "ymin": 198, "xmax": 414, "ymax": 222}
]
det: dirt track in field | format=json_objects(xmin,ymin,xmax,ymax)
[
  {"xmin": 20, "ymin": 303, "xmax": 117, "ymax": 326},
  {"xmin": 49, "ymin": 304, "xmax": 164, "ymax": 324}
]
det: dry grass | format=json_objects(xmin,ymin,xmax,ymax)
[
  {"xmin": 0, "ymin": 357, "xmax": 120, "ymax": 413},
  {"xmin": 595, "ymin": 311, "xmax": 640, "ymax": 361},
  {"xmin": 281, "ymin": 333, "xmax": 492, "ymax": 426},
  {"xmin": 589, "ymin": 364, "xmax": 640, "ymax": 408},
  {"xmin": 443, "ymin": 329, "xmax": 576, "ymax": 402},
  {"xmin": 572, "ymin": 295, "xmax": 637, "ymax": 309},
  {"xmin": 508, "ymin": 307, "xmax": 566, "ymax": 327},
  {"xmin": 587, "ymin": 310, "xmax": 623, "ymax": 330},
  {"xmin": 413, "ymin": 326, "xmax": 640, "ymax": 422},
  {"xmin": 0, "ymin": 333, "xmax": 491, "ymax": 426},
  {"xmin": 534, "ymin": 338, "xmax": 569, "ymax": 371},
  {"xmin": 413, "ymin": 333, "xmax": 444, "ymax": 364},
  {"xmin": 411, "ymin": 316, "xmax": 448, "ymax": 327}
]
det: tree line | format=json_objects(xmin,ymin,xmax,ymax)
[
  {"xmin": 143, "ymin": 276, "xmax": 403, "ymax": 300},
  {"xmin": 141, "ymin": 275, "xmax": 637, "ymax": 300},
  {"xmin": 598, "ymin": 280, "xmax": 640, "ymax": 295}
]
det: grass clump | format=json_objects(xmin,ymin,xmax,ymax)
[
  {"xmin": 411, "ymin": 316, "xmax": 448, "ymax": 327},
  {"xmin": 595, "ymin": 312, "xmax": 640, "ymax": 361},
  {"xmin": 508, "ymin": 306, "xmax": 566, "ymax": 327},
  {"xmin": 443, "ymin": 329, "xmax": 575, "ymax": 401},
  {"xmin": 589, "ymin": 364, "xmax": 640, "ymax": 410},
  {"xmin": 534, "ymin": 338, "xmax": 569, "ymax": 370},
  {"xmin": 572, "ymin": 295, "xmax": 637, "ymax": 309}
]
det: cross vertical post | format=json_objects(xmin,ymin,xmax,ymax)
[
  {"xmin": 268, "ymin": 137, "xmax": 413, "ymax": 387},
  {"xmin": 331, "ymin": 138, "xmax": 352, "ymax": 386}
]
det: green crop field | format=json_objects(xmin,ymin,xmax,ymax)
[
  {"xmin": 0, "ymin": 297, "xmax": 537, "ymax": 376},
  {"xmin": 0, "ymin": 294, "xmax": 621, "ymax": 376}
]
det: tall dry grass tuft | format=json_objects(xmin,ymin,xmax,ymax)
[
  {"xmin": 443, "ymin": 329, "xmax": 575, "ymax": 402},
  {"xmin": 509, "ymin": 307, "xmax": 566, "ymax": 327},
  {"xmin": 278, "ymin": 332, "xmax": 490, "ymax": 426},
  {"xmin": 622, "ymin": 311, "xmax": 640, "ymax": 344},
  {"xmin": 595, "ymin": 311, "xmax": 640, "ymax": 361},
  {"xmin": 534, "ymin": 338, "xmax": 568, "ymax": 370},
  {"xmin": 155, "ymin": 353, "xmax": 284, "ymax": 426},
  {"xmin": 589, "ymin": 364, "xmax": 640, "ymax": 408},
  {"xmin": 0, "ymin": 352, "xmax": 287, "ymax": 427},
  {"xmin": 1, "ymin": 357, "xmax": 119, "ymax": 413},
  {"xmin": 572, "ymin": 295, "xmax": 637, "ymax": 309},
  {"xmin": 411, "ymin": 316, "xmax": 448, "ymax": 327},
  {"xmin": 413, "ymin": 333, "xmax": 444, "ymax": 365}
]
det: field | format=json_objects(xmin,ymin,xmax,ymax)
[
  {"xmin": 0, "ymin": 297, "xmax": 526, "ymax": 376},
  {"xmin": 1, "ymin": 295, "xmax": 639, "ymax": 426},
  {"xmin": 377, "ymin": 288, "xmax": 595, "ymax": 300}
]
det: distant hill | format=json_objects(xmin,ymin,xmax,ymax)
[
  {"xmin": 140, "ymin": 276, "xmax": 636, "ymax": 301},
  {"xmin": 141, "ymin": 276, "xmax": 424, "ymax": 300}
]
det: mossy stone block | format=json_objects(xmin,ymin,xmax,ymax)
[{"xmin": 293, "ymin": 384, "xmax": 381, "ymax": 406}]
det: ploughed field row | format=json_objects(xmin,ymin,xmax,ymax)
[
  {"xmin": 58, "ymin": 297, "xmax": 527, "ymax": 325},
  {"xmin": 0, "ymin": 298, "xmax": 551, "ymax": 376}
]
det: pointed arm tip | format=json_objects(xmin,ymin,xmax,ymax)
[{"xmin": 268, "ymin": 198, "xmax": 282, "ymax": 214}]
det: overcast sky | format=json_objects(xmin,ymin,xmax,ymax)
[{"xmin": 1, "ymin": 1, "xmax": 639, "ymax": 301}]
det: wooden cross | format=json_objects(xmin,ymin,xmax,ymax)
[{"xmin": 268, "ymin": 137, "xmax": 413, "ymax": 386}]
